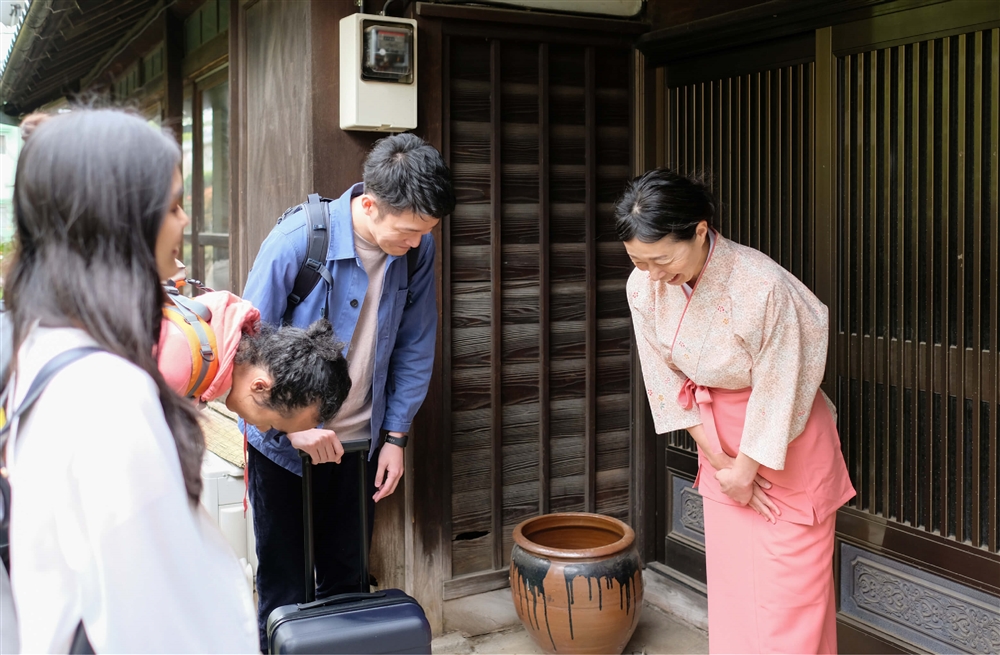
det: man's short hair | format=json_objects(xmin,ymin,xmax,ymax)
[{"xmin": 363, "ymin": 133, "xmax": 456, "ymax": 220}]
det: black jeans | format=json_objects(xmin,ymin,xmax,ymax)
[{"xmin": 248, "ymin": 442, "xmax": 378, "ymax": 652}]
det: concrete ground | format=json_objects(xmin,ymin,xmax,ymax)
[{"xmin": 431, "ymin": 571, "xmax": 708, "ymax": 655}]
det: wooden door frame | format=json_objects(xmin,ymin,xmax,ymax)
[{"xmin": 411, "ymin": 2, "xmax": 649, "ymax": 623}]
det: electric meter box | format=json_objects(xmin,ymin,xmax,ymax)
[{"xmin": 340, "ymin": 13, "xmax": 417, "ymax": 132}]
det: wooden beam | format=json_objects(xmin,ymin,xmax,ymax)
[
  {"xmin": 163, "ymin": 9, "xmax": 184, "ymax": 148},
  {"xmin": 81, "ymin": 1, "xmax": 168, "ymax": 90},
  {"xmin": 584, "ymin": 45, "xmax": 597, "ymax": 514},
  {"xmin": 637, "ymin": 0, "xmax": 942, "ymax": 64},
  {"xmin": 416, "ymin": 1, "xmax": 648, "ymax": 34},
  {"xmin": 229, "ymin": 0, "xmax": 245, "ymax": 294},
  {"xmin": 489, "ymin": 37, "xmax": 504, "ymax": 570},
  {"xmin": 405, "ymin": 7, "xmax": 451, "ymax": 636},
  {"xmin": 538, "ymin": 42, "xmax": 551, "ymax": 516},
  {"xmin": 442, "ymin": 569, "xmax": 509, "ymax": 601}
]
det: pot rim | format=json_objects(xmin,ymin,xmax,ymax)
[{"xmin": 512, "ymin": 512, "xmax": 635, "ymax": 560}]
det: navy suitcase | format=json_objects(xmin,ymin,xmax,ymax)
[{"xmin": 266, "ymin": 440, "xmax": 432, "ymax": 654}]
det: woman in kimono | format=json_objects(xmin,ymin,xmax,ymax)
[{"xmin": 617, "ymin": 169, "xmax": 855, "ymax": 654}]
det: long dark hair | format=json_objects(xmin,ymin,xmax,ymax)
[{"xmin": 4, "ymin": 108, "xmax": 205, "ymax": 501}]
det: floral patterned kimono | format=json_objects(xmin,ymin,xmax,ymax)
[{"xmin": 628, "ymin": 232, "xmax": 855, "ymax": 654}]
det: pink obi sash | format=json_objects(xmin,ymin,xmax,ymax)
[{"xmin": 678, "ymin": 380, "xmax": 855, "ymax": 525}]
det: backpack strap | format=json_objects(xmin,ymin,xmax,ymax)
[
  {"xmin": 163, "ymin": 298, "xmax": 219, "ymax": 399},
  {"xmin": 0, "ymin": 347, "xmax": 104, "ymax": 442},
  {"xmin": 171, "ymin": 292, "xmax": 212, "ymax": 323},
  {"xmin": 405, "ymin": 243, "xmax": 420, "ymax": 308},
  {"xmin": 283, "ymin": 194, "xmax": 333, "ymax": 325},
  {"xmin": 0, "ymin": 346, "xmax": 103, "ymax": 651}
]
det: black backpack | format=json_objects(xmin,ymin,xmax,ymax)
[{"xmin": 278, "ymin": 194, "xmax": 420, "ymax": 325}]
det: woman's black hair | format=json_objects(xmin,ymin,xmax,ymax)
[
  {"xmin": 234, "ymin": 319, "xmax": 351, "ymax": 424},
  {"xmin": 363, "ymin": 132, "xmax": 456, "ymax": 220},
  {"xmin": 614, "ymin": 168, "xmax": 716, "ymax": 243},
  {"xmin": 4, "ymin": 107, "xmax": 207, "ymax": 501}
]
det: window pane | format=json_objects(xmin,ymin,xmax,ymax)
[
  {"xmin": 182, "ymin": 93, "xmax": 193, "ymax": 240},
  {"xmin": 180, "ymin": 92, "xmax": 193, "ymax": 295},
  {"xmin": 201, "ymin": 80, "xmax": 229, "ymax": 290},
  {"xmin": 202, "ymin": 244, "xmax": 229, "ymax": 293}
]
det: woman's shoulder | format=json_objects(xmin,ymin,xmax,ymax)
[
  {"xmin": 722, "ymin": 239, "xmax": 790, "ymax": 282},
  {"xmin": 721, "ymin": 238, "xmax": 817, "ymax": 300},
  {"xmin": 717, "ymin": 239, "xmax": 827, "ymax": 326},
  {"xmin": 18, "ymin": 328, "xmax": 161, "ymax": 413}
]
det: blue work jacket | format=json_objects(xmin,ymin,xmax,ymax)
[{"xmin": 239, "ymin": 183, "xmax": 437, "ymax": 474}]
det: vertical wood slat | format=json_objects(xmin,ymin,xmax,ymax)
[
  {"xmin": 955, "ymin": 34, "xmax": 966, "ymax": 542},
  {"xmin": 721, "ymin": 77, "xmax": 740, "ymax": 234},
  {"xmin": 816, "ymin": 28, "xmax": 835, "ymax": 396},
  {"xmin": 489, "ymin": 38, "xmax": 503, "ymax": 570},
  {"xmin": 900, "ymin": 46, "xmax": 916, "ymax": 522},
  {"xmin": 808, "ymin": 64, "xmax": 815, "ymax": 291},
  {"xmin": 940, "ymin": 36, "xmax": 951, "ymax": 537},
  {"xmin": 888, "ymin": 49, "xmax": 899, "ymax": 519},
  {"xmin": 732, "ymin": 76, "xmax": 739, "ymax": 241},
  {"xmin": 841, "ymin": 54, "xmax": 853, "ymax": 486},
  {"xmin": 969, "ymin": 30, "xmax": 982, "ymax": 548},
  {"xmin": 715, "ymin": 79, "xmax": 723, "ymax": 238},
  {"xmin": 698, "ymin": 81, "xmax": 705, "ymax": 174},
  {"xmin": 924, "ymin": 39, "xmax": 936, "ymax": 532},
  {"xmin": 867, "ymin": 49, "xmax": 877, "ymax": 512},
  {"xmin": 656, "ymin": 67, "xmax": 665, "ymax": 168},
  {"xmin": 441, "ymin": 34, "xmax": 455, "ymax": 577},
  {"xmin": 745, "ymin": 72, "xmax": 752, "ymax": 246},
  {"xmin": 755, "ymin": 71, "xmax": 762, "ymax": 252},
  {"xmin": 784, "ymin": 67, "xmax": 792, "ymax": 279},
  {"xmin": 989, "ymin": 28, "xmax": 999, "ymax": 553},
  {"xmin": 855, "ymin": 52, "xmax": 866, "ymax": 506},
  {"xmin": 910, "ymin": 41, "xmax": 921, "ymax": 529},
  {"xmin": 584, "ymin": 46, "xmax": 597, "ymax": 514},
  {"xmin": 538, "ymin": 43, "xmax": 551, "ymax": 516},
  {"xmin": 765, "ymin": 69, "xmax": 772, "ymax": 258}
]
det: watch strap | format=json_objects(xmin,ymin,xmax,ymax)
[{"xmin": 384, "ymin": 434, "xmax": 408, "ymax": 448}]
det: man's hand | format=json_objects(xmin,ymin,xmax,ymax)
[
  {"xmin": 373, "ymin": 437, "xmax": 405, "ymax": 503},
  {"xmin": 286, "ymin": 428, "xmax": 344, "ymax": 465}
]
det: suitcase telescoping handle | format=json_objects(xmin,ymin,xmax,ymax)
[{"xmin": 298, "ymin": 438, "xmax": 371, "ymax": 604}]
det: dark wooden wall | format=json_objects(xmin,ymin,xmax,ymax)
[
  {"xmin": 429, "ymin": 13, "xmax": 641, "ymax": 600},
  {"xmin": 232, "ymin": 0, "xmax": 379, "ymax": 295},
  {"xmin": 238, "ymin": 0, "xmax": 314, "ymax": 293}
]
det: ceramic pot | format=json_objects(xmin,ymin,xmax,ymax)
[{"xmin": 509, "ymin": 513, "xmax": 643, "ymax": 654}]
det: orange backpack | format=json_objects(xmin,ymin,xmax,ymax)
[{"xmin": 162, "ymin": 290, "xmax": 219, "ymax": 400}]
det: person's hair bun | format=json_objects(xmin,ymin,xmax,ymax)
[
  {"xmin": 19, "ymin": 112, "xmax": 53, "ymax": 142},
  {"xmin": 306, "ymin": 318, "xmax": 333, "ymax": 340}
]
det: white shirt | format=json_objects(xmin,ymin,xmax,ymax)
[{"xmin": 5, "ymin": 327, "xmax": 258, "ymax": 653}]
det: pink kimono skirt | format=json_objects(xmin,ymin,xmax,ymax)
[{"xmin": 683, "ymin": 383, "xmax": 855, "ymax": 654}]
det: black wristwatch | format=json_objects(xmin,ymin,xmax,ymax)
[{"xmin": 384, "ymin": 434, "xmax": 408, "ymax": 448}]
